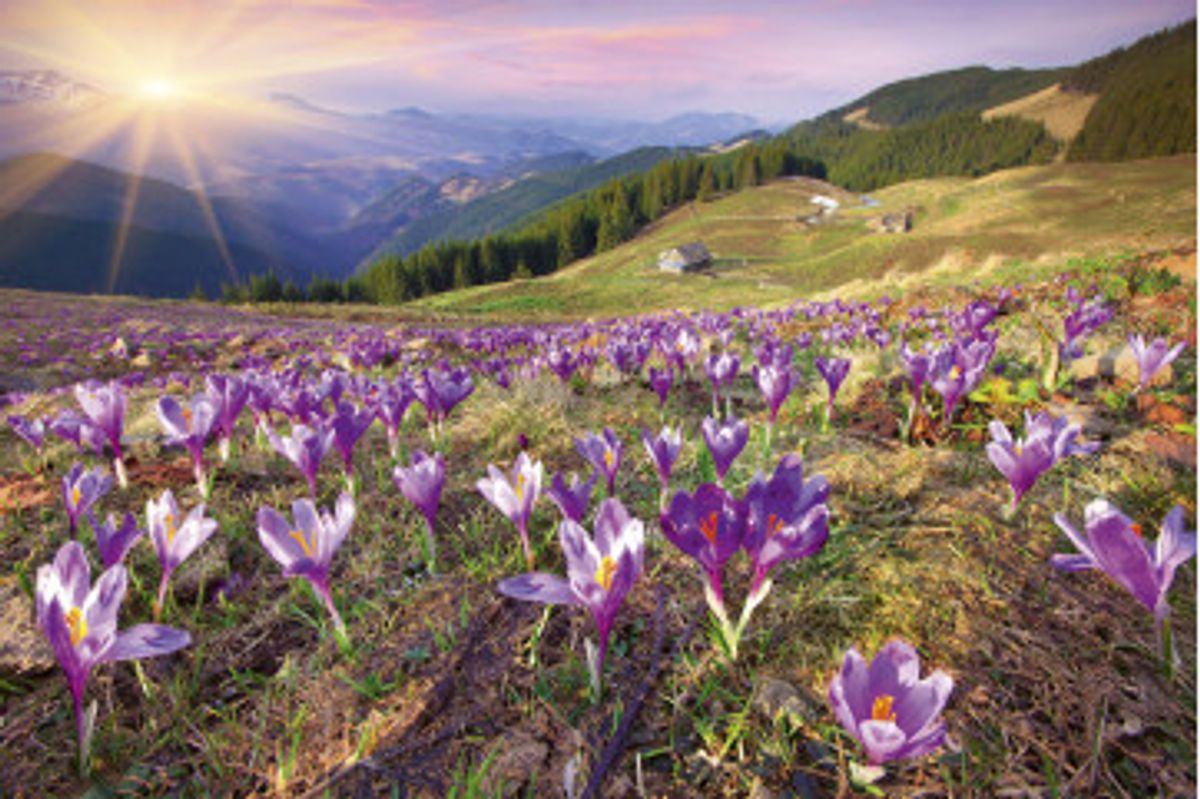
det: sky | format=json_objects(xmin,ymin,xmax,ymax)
[{"xmin": 0, "ymin": 0, "xmax": 1194, "ymax": 123}]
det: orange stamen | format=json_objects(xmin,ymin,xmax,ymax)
[
  {"xmin": 289, "ymin": 529, "xmax": 315, "ymax": 557},
  {"xmin": 594, "ymin": 556, "xmax": 618, "ymax": 592},
  {"xmin": 871, "ymin": 694, "xmax": 897, "ymax": 723},
  {"xmin": 699, "ymin": 512, "xmax": 719, "ymax": 544},
  {"xmin": 65, "ymin": 606, "xmax": 87, "ymax": 647}
]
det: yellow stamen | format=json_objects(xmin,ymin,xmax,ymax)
[
  {"xmin": 871, "ymin": 694, "xmax": 897, "ymax": 723},
  {"xmin": 595, "ymin": 556, "xmax": 618, "ymax": 592},
  {"xmin": 604, "ymin": 450, "xmax": 614, "ymax": 469},
  {"xmin": 515, "ymin": 474, "xmax": 525, "ymax": 503},
  {"xmin": 182, "ymin": 406, "xmax": 193, "ymax": 430},
  {"xmin": 699, "ymin": 512, "xmax": 719, "ymax": 544},
  {"xmin": 767, "ymin": 513, "xmax": 785, "ymax": 538},
  {"xmin": 289, "ymin": 529, "xmax": 315, "ymax": 557},
  {"xmin": 65, "ymin": 606, "xmax": 87, "ymax": 647},
  {"xmin": 948, "ymin": 366, "xmax": 961, "ymax": 380},
  {"xmin": 165, "ymin": 513, "xmax": 177, "ymax": 544},
  {"xmin": 71, "ymin": 487, "xmax": 81, "ymax": 507}
]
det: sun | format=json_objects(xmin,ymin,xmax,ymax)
[{"xmin": 137, "ymin": 77, "xmax": 177, "ymax": 101}]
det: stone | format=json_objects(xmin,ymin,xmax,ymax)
[
  {"xmin": 748, "ymin": 779, "xmax": 774, "ymax": 799},
  {"xmin": 0, "ymin": 576, "xmax": 54, "ymax": 677},
  {"xmin": 1067, "ymin": 346, "xmax": 1172, "ymax": 387},
  {"xmin": 754, "ymin": 676, "xmax": 819, "ymax": 726},
  {"xmin": 483, "ymin": 729, "xmax": 548, "ymax": 798},
  {"xmin": 172, "ymin": 536, "xmax": 229, "ymax": 602}
]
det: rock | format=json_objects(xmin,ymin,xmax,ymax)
[
  {"xmin": 1068, "ymin": 346, "xmax": 1172, "ymax": 387},
  {"xmin": 1042, "ymin": 400, "xmax": 1117, "ymax": 439},
  {"xmin": 0, "ymin": 576, "xmax": 55, "ymax": 676},
  {"xmin": 172, "ymin": 536, "xmax": 229, "ymax": 601},
  {"xmin": 754, "ymin": 676, "xmax": 819, "ymax": 726},
  {"xmin": 748, "ymin": 779, "xmax": 774, "ymax": 799},
  {"xmin": 484, "ymin": 730, "xmax": 548, "ymax": 798}
]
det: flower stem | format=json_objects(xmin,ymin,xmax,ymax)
[
  {"xmin": 1159, "ymin": 615, "xmax": 1176, "ymax": 681},
  {"xmin": 319, "ymin": 584, "xmax": 346, "ymax": 640},
  {"xmin": 154, "ymin": 573, "xmax": 170, "ymax": 622},
  {"xmin": 423, "ymin": 517, "xmax": 437, "ymax": 575}
]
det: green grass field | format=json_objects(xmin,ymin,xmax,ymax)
[{"xmin": 407, "ymin": 155, "xmax": 1195, "ymax": 321}]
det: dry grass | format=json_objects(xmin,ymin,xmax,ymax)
[{"xmin": 983, "ymin": 83, "xmax": 1100, "ymax": 142}]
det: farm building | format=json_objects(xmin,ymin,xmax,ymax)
[{"xmin": 658, "ymin": 242, "xmax": 712, "ymax": 273}]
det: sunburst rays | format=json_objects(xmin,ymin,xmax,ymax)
[{"xmin": 0, "ymin": 0, "xmax": 439, "ymax": 291}]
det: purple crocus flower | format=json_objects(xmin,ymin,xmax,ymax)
[
  {"xmin": 1061, "ymin": 295, "xmax": 1113, "ymax": 361},
  {"xmin": 330, "ymin": 401, "xmax": 375, "ymax": 491},
  {"xmin": 928, "ymin": 338, "xmax": 993, "ymax": 424},
  {"xmin": 63, "ymin": 463, "xmax": 112, "ymax": 538},
  {"xmin": 477, "ymin": 452, "xmax": 543, "ymax": 569},
  {"xmin": 641, "ymin": 426, "xmax": 682, "ymax": 505},
  {"xmin": 393, "ymin": 450, "xmax": 446, "ymax": 569},
  {"xmin": 647, "ymin": 366, "xmax": 675, "ymax": 409},
  {"xmin": 705, "ymin": 352, "xmax": 740, "ymax": 417},
  {"xmin": 814, "ymin": 356, "xmax": 851, "ymax": 424},
  {"xmin": 575, "ymin": 427, "xmax": 623, "ymax": 497},
  {"xmin": 828, "ymin": 640, "xmax": 953, "ymax": 766},
  {"xmin": 48, "ymin": 410, "xmax": 107, "ymax": 457},
  {"xmin": 374, "ymin": 381, "xmax": 415, "ymax": 458},
  {"xmin": 1128, "ymin": 335, "xmax": 1185, "ymax": 390},
  {"xmin": 205, "ymin": 374, "xmax": 250, "ymax": 463},
  {"xmin": 37, "ymin": 541, "xmax": 191, "ymax": 770},
  {"xmin": 660, "ymin": 484, "xmax": 744, "ymax": 623},
  {"xmin": 257, "ymin": 493, "xmax": 355, "ymax": 636},
  {"xmin": 546, "ymin": 470, "xmax": 597, "ymax": 523},
  {"xmin": 6, "ymin": 414, "xmax": 46, "ymax": 451},
  {"xmin": 157, "ymin": 394, "xmax": 218, "ymax": 499},
  {"xmin": 268, "ymin": 422, "xmax": 335, "ymax": 497},
  {"xmin": 498, "ymin": 497, "xmax": 644, "ymax": 696},
  {"xmin": 899, "ymin": 342, "xmax": 935, "ymax": 438},
  {"xmin": 87, "ymin": 510, "xmax": 145, "ymax": 569},
  {"xmin": 701, "ymin": 416, "xmax": 749, "ymax": 484},
  {"xmin": 753, "ymin": 363, "xmax": 796, "ymax": 424},
  {"xmin": 146, "ymin": 489, "xmax": 218, "ymax": 620},
  {"xmin": 742, "ymin": 454, "xmax": 830, "ymax": 599},
  {"xmin": 986, "ymin": 411, "xmax": 1099, "ymax": 508},
  {"xmin": 415, "ymin": 367, "xmax": 474, "ymax": 438},
  {"xmin": 75, "ymin": 381, "xmax": 128, "ymax": 487},
  {"xmin": 1052, "ymin": 501, "xmax": 1195, "ymax": 623}
]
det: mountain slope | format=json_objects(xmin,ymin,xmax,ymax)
[
  {"xmin": 825, "ymin": 65, "xmax": 1069, "ymax": 128},
  {"xmin": 359, "ymin": 146, "xmax": 679, "ymax": 267},
  {"xmin": 405, "ymin": 154, "xmax": 1195, "ymax": 320},
  {"xmin": 0, "ymin": 152, "xmax": 343, "ymax": 276},
  {"xmin": 1066, "ymin": 20, "xmax": 1196, "ymax": 162},
  {"xmin": 0, "ymin": 210, "xmax": 301, "ymax": 298}
]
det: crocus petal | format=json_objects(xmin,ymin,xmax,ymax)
[
  {"xmin": 894, "ymin": 670, "xmax": 954, "ymax": 738},
  {"xmin": 257, "ymin": 506, "xmax": 302, "ymax": 568},
  {"xmin": 497, "ymin": 573, "xmax": 581, "ymax": 606},
  {"xmin": 1087, "ymin": 510, "xmax": 1159, "ymax": 612},
  {"xmin": 1049, "ymin": 553, "xmax": 1096, "ymax": 572},
  {"xmin": 859, "ymin": 720, "xmax": 908, "ymax": 765},
  {"xmin": 102, "ymin": 624, "xmax": 191, "ymax": 662}
]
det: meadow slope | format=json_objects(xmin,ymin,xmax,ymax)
[{"xmin": 409, "ymin": 155, "xmax": 1195, "ymax": 320}]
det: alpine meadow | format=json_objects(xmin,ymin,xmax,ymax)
[{"xmin": 0, "ymin": 4, "xmax": 1195, "ymax": 798}]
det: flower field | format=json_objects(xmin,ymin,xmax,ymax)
[{"xmin": 0, "ymin": 251, "xmax": 1194, "ymax": 797}]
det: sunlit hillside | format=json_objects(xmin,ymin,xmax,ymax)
[{"xmin": 407, "ymin": 154, "xmax": 1195, "ymax": 320}]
